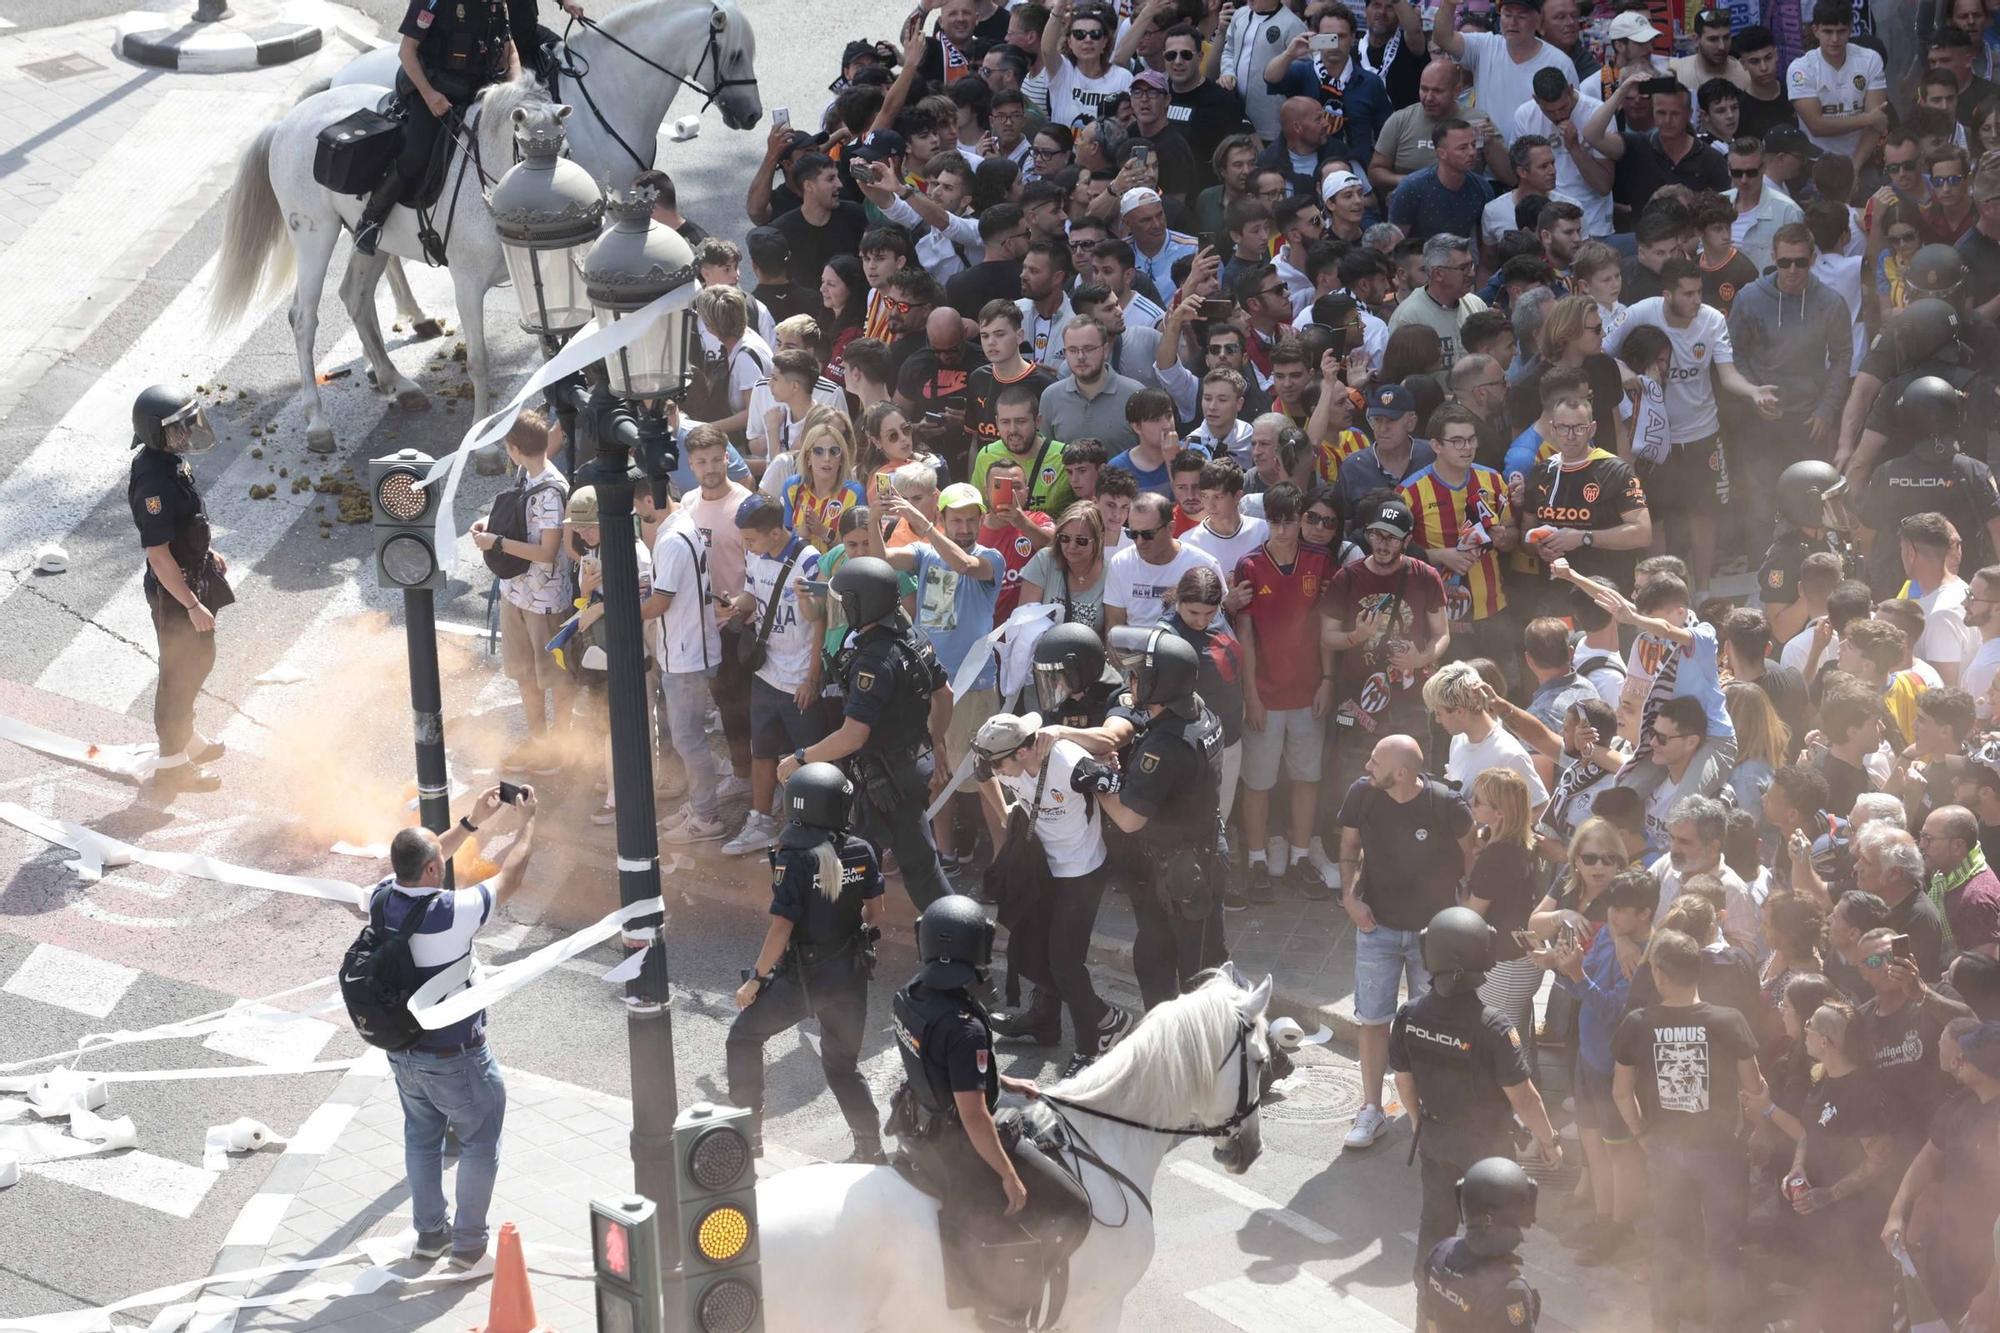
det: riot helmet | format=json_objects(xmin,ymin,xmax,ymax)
[
  {"xmin": 1456, "ymin": 1156, "xmax": 1538, "ymax": 1257},
  {"xmin": 1034, "ymin": 622, "xmax": 1112, "ymax": 713},
  {"xmin": 1906, "ymin": 244, "xmax": 1967, "ymax": 304},
  {"xmin": 1775, "ymin": 460, "xmax": 1856, "ymax": 533},
  {"xmin": 132, "ymin": 385, "xmax": 214, "ymax": 454},
  {"xmin": 1106, "ymin": 624, "xmax": 1201, "ymax": 719},
  {"xmin": 1901, "ymin": 375, "xmax": 1966, "ymax": 463},
  {"xmin": 784, "ymin": 762, "xmax": 854, "ymax": 831},
  {"xmin": 916, "ymin": 894, "xmax": 995, "ymax": 989},
  {"xmin": 832, "ymin": 556, "xmax": 901, "ymax": 630},
  {"xmin": 1887, "ymin": 298, "xmax": 1964, "ymax": 370},
  {"xmin": 1420, "ymin": 906, "xmax": 1496, "ymax": 996}
]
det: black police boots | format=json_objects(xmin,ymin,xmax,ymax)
[
  {"xmin": 989, "ymin": 988, "xmax": 1062, "ymax": 1045},
  {"xmin": 845, "ymin": 1136, "xmax": 887, "ymax": 1165}
]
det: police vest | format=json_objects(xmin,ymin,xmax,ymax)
[
  {"xmin": 893, "ymin": 982, "xmax": 997, "ymax": 1117},
  {"xmin": 1395, "ymin": 991, "xmax": 1515, "ymax": 1147},
  {"xmin": 769, "ymin": 830, "xmax": 873, "ymax": 951},
  {"xmin": 847, "ymin": 624, "xmax": 945, "ymax": 752},
  {"xmin": 1421, "ymin": 1237, "xmax": 1540, "ymax": 1331},
  {"xmin": 1130, "ymin": 705, "xmax": 1225, "ymax": 848}
]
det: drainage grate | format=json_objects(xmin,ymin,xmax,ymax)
[
  {"xmin": 20, "ymin": 53, "xmax": 104, "ymax": 82},
  {"xmin": 1258, "ymin": 1063, "xmax": 1367, "ymax": 1125}
]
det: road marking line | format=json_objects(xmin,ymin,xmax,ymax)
[
  {"xmin": 25, "ymin": 1148, "xmax": 218, "ymax": 1219},
  {"xmin": 223, "ymin": 1192, "xmax": 293, "ymax": 1249},
  {"xmin": 3, "ymin": 941, "xmax": 139, "ymax": 1018},
  {"xmin": 201, "ymin": 1002, "xmax": 338, "ymax": 1068},
  {"xmin": 1168, "ymin": 1160, "xmax": 1341, "ymax": 1245},
  {"xmin": 285, "ymin": 1098, "xmax": 361, "ymax": 1158},
  {"xmin": 1185, "ymin": 1273, "xmax": 1407, "ymax": 1332}
]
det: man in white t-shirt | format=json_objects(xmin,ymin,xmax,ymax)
[
  {"xmin": 1962, "ymin": 567, "xmax": 2000, "ymax": 716},
  {"xmin": 1428, "ymin": 0, "xmax": 1574, "ymax": 147},
  {"xmin": 1898, "ymin": 513, "xmax": 1984, "ymax": 686},
  {"xmin": 1606, "ymin": 258, "xmax": 1779, "ymax": 598},
  {"xmin": 1425, "ymin": 661, "xmax": 1550, "ymax": 814},
  {"xmin": 1103, "ymin": 492, "xmax": 1221, "ymax": 629},
  {"xmin": 1786, "ymin": 1, "xmax": 1889, "ymax": 163},
  {"xmin": 1516, "ymin": 71, "xmax": 1615, "ymax": 238},
  {"xmin": 644, "ymin": 477, "xmax": 728, "ymax": 845},
  {"xmin": 1181, "ymin": 457, "xmax": 1269, "ymax": 578}
]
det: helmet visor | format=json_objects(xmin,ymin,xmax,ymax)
[
  {"xmin": 164, "ymin": 401, "xmax": 215, "ymax": 454},
  {"xmin": 1817, "ymin": 477, "xmax": 1857, "ymax": 533},
  {"xmin": 1034, "ymin": 660, "xmax": 1077, "ymax": 713}
]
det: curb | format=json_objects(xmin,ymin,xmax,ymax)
[{"xmin": 115, "ymin": 8, "xmax": 325, "ymax": 72}]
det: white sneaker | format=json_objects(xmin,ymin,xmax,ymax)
[
  {"xmin": 1308, "ymin": 835, "xmax": 1337, "ymax": 881},
  {"xmin": 714, "ymin": 773, "xmax": 752, "ymax": 802},
  {"xmin": 1264, "ymin": 836, "xmax": 1289, "ymax": 876},
  {"xmin": 721, "ymin": 812, "xmax": 778, "ymax": 856},
  {"xmin": 663, "ymin": 811, "xmax": 728, "ymax": 844},
  {"xmin": 1344, "ymin": 1104, "xmax": 1388, "ymax": 1149}
]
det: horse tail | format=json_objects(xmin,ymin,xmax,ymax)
[
  {"xmin": 210, "ymin": 120, "xmax": 290, "ymax": 333},
  {"xmin": 293, "ymin": 76, "xmax": 331, "ymax": 104}
]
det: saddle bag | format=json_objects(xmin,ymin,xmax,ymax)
[{"xmin": 314, "ymin": 108, "xmax": 403, "ymax": 198}]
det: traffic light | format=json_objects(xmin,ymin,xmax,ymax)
[
  {"xmin": 676, "ymin": 1102, "xmax": 763, "ymax": 1333},
  {"xmin": 590, "ymin": 1194, "xmax": 665, "ymax": 1333},
  {"xmin": 369, "ymin": 449, "xmax": 445, "ymax": 592}
]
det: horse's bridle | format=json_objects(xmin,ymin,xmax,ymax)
[
  {"xmin": 1041, "ymin": 1020, "xmax": 1262, "ymax": 1140},
  {"xmin": 557, "ymin": 5, "xmax": 758, "ymax": 170}
]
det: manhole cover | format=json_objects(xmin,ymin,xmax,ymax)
[
  {"xmin": 21, "ymin": 54, "xmax": 103, "ymax": 82},
  {"xmin": 1259, "ymin": 1062, "xmax": 1366, "ymax": 1124}
]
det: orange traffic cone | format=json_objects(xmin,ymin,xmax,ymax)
[{"xmin": 474, "ymin": 1222, "xmax": 553, "ymax": 1333}]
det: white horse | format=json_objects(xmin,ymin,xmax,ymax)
[
  {"xmin": 756, "ymin": 972, "xmax": 1274, "ymax": 1333},
  {"xmin": 209, "ymin": 0, "xmax": 761, "ymax": 453}
]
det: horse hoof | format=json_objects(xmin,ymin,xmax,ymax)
[
  {"xmin": 395, "ymin": 388, "xmax": 430, "ymax": 412},
  {"xmin": 306, "ymin": 428, "xmax": 337, "ymax": 455},
  {"xmin": 412, "ymin": 318, "xmax": 446, "ymax": 341},
  {"xmin": 472, "ymin": 445, "xmax": 507, "ymax": 477}
]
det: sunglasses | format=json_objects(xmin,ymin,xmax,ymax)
[
  {"xmin": 1576, "ymin": 852, "xmax": 1621, "ymax": 867},
  {"xmin": 1887, "ymin": 160, "xmax": 1922, "ymax": 173},
  {"xmin": 1932, "ymin": 173, "xmax": 1967, "ymax": 187},
  {"xmin": 1058, "ymin": 532, "xmax": 1098, "ymax": 546},
  {"xmin": 1729, "ymin": 166, "xmax": 1762, "ymax": 178},
  {"xmin": 1070, "ymin": 27, "xmax": 1107, "ymax": 38},
  {"xmin": 1772, "ymin": 256, "xmax": 1812, "ymax": 269},
  {"xmin": 1125, "ymin": 525, "xmax": 1165, "ymax": 541},
  {"xmin": 1163, "ymin": 49, "xmax": 1198, "ymax": 60},
  {"xmin": 886, "ymin": 297, "xmax": 913, "ymax": 314},
  {"xmin": 1302, "ymin": 512, "xmax": 1337, "ymax": 526},
  {"xmin": 809, "ymin": 445, "xmax": 843, "ymax": 458},
  {"xmin": 1889, "ymin": 230, "xmax": 1920, "ymax": 244}
]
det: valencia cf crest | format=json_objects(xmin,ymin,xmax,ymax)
[
  {"xmin": 1853, "ymin": 74, "xmax": 1865, "ymax": 90},
  {"xmin": 1140, "ymin": 752, "xmax": 1160, "ymax": 773},
  {"xmin": 144, "ymin": 496, "xmax": 162, "ymax": 514},
  {"xmin": 1692, "ymin": 342, "xmax": 1707, "ymax": 360},
  {"xmin": 1378, "ymin": 390, "xmax": 1395, "ymax": 407},
  {"xmin": 1581, "ymin": 482, "xmax": 1600, "ymax": 502}
]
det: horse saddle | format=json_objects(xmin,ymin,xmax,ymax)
[{"xmin": 892, "ymin": 1100, "xmax": 1089, "ymax": 1331}]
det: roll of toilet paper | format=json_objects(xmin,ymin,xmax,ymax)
[
  {"xmin": 0, "ymin": 1150, "xmax": 18, "ymax": 1187},
  {"xmin": 203, "ymin": 1117, "xmax": 286, "ymax": 1171},
  {"xmin": 667, "ymin": 115, "xmax": 700, "ymax": 141}
]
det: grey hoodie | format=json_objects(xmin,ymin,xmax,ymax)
[{"xmin": 1724, "ymin": 271, "xmax": 1851, "ymax": 424}]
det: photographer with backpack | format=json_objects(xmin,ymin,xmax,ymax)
[{"xmin": 345, "ymin": 783, "xmax": 540, "ymax": 1271}]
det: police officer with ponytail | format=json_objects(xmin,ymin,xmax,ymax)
[
  {"xmin": 1419, "ymin": 1157, "xmax": 1543, "ymax": 1331},
  {"xmin": 1391, "ymin": 907, "xmax": 1561, "ymax": 1284},
  {"xmin": 727, "ymin": 763, "xmax": 887, "ymax": 1164},
  {"xmin": 1094, "ymin": 624, "xmax": 1229, "ymax": 1011}
]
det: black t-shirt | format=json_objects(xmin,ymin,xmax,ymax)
[
  {"xmin": 1613, "ymin": 133, "xmax": 1731, "ymax": 232},
  {"xmin": 1623, "ymin": 257, "xmax": 1664, "ymax": 304},
  {"xmin": 964, "ymin": 362, "xmax": 1057, "ymax": 450},
  {"xmin": 754, "ymin": 280, "xmax": 824, "ymax": 330},
  {"xmin": 1737, "ymin": 87, "xmax": 1798, "ymax": 142},
  {"xmin": 1802, "ymin": 1068, "xmax": 1892, "ymax": 1195},
  {"xmin": 1339, "ymin": 777, "xmax": 1472, "ymax": 930},
  {"xmin": 1356, "ymin": 30, "xmax": 1427, "ymax": 109},
  {"xmin": 1524, "ymin": 448, "xmax": 1648, "ymax": 589},
  {"xmin": 1469, "ymin": 841, "xmax": 1541, "ymax": 961},
  {"xmin": 1504, "ymin": 353, "xmax": 1624, "ymax": 455},
  {"xmin": 944, "ymin": 259, "xmax": 1025, "ymax": 321},
  {"xmin": 1856, "ymin": 994, "xmax": 1960, "ymax": 1147},
  {"xmin": 1167, "ymin": 80, "xmax": 1253, "ymax": 190},
  {"xmin": 1816, "ymin": 752, "xmax": 1875, "ymax": 814},
  {"xmin": 1611, "ymin": 1001, "xmax": 1759, "ymax": 1150},
  {"xmin": 1886, "ymin": 890, "xmax": 1949, "ymax": 982},
  {"xmin": 770, "ymin": 201, "xmax": 869, "ymax": 290},
  {"xmin": 897, "ymin": 347, "xmax": 988, "ymax": 461},
  {"xmin": 1961, "ymin": 229, "xmax": 2000, "ymax": 314},
  {"xmin": 1390, "ymin": 988, "xmax": 1530, "ymax": 1158},
  {"xmin": 1700, "ymin": 248, "xmax": 1761, "ymax": 315}
]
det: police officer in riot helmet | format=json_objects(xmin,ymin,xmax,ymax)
[
  {"xmin": 1855, "ymin": 373, "xmax": 2000, "ymax": 596},
  {"xmin": 1759, "ymin": 460, "xmax": 1855, "ymax": 622},
  {"xmin": 1419, "ymin": 1156, "xmax": 1543, "ymax": 1331},
  {"xmin": 1390, "ymin": 907, "xmax": 1560, "ymax": 1286},
  {"xmin": 355, "ymin": 0, "xmax": 585, "ymax": 256},
  {"xmin": 727, "ymin": 763, "xmax": 886, "ymax": 1164},
  {"xmin": 888, "ymin": 895, "xmax": 1091, "ymax": 1323},
  {"xmin": 128, "ymin": 385, "xmax": 234, "ymax": 795},
  {"xmin": 1093, "ymin": 625, "xmax": 1230, "ymax": 1010},
  {"xmin": 1845, "ymin": 290, "xmax": 2000, "ymax": 484},
  {"xmin": 779, "ymin": 556, "xmax": 951, "ymax": 908}
]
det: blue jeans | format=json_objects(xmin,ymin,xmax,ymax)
[
  {"xmin": 388, "ymin": 1042, "xmax": 507, "ymax": 1253},
  {"xmin": 660, "ymin": 667, "xmax": 721, "ymax": 820},
  {"xmin": 1353, "ymin": 925, "xmax": 1430, "ymax": 1025}
]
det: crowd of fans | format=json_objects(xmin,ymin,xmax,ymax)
[{"xmin": 471, "ymin": 0, "xmax": 2000, "ymax": 1322}]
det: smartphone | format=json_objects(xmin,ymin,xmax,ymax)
[
  {"xmin": 1511, "ymin": 929, "xmax": 1540, "ymax": 955},
  {"xmin": 801, "ymin": 578, "xmax": 831, "ymax": 597},
  {"xmin": 1199, "ymin": 296, "xmax": 1234, "ymax": 321},
  {"xmin": 1309, "ymin": 32, "xmax": 1341, "ymax": 50},
  {"xmin": 1130, "ymin": 143, "xmax": 1152, "ymax": 166},
  {"xmin": 773, "ymin": 106, "xmax": 791, "ymax": 130},
  {"xmin": 994, "ymin": 476, "xmax": 1017, "ymax": 507},
  {"xmin": 498, "ymin": 781, "xmax": 522, "ymax": 805},
  {"xmin": 1890, "ymin": 933, "xmax": 1913, "ymax": 960},
  {"xmin": 1639, "ymin": 75, "xmax": 1681, "ymax": 95}
]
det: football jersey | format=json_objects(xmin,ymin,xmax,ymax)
[
  {"xmin": 1608, "ymin": 297, "xmax": 1733, "ymax": 443},
  {"xmin": 1232, "ymin": 544, "xmax": 1334, "ymax": 709},
  {"xmin": 1526, "ymin": 447, "xmax": 1648, "ymax": 589},
  {"xmin": 1400, "ymin": 462, "xmax": 1513, "ymax": 623},
  {"xmin": 1785, "ymin": 45, "xmax": 1886, "ymax": 158},
  {"xmin": 1314, "ymin": 428, "xmax": 1372, "ymax": 484}
]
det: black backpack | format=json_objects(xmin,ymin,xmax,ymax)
[
  {"xmin": 340, "ymin": 886, "xmax": 429, "ymax": 1051},
  {"xmin": 482, "ymin": 473, "xmax": 567, "ymax": 580}
]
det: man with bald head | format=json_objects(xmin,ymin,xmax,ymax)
[
  {"xmin": 1922, "ymin": 806, "xmax": 2000, "ymax": 958},
  {"xmin": 897, "ymin": 305, "xmax": 987, "ymax": 463},
  {"xmin": 1337, "ymin": 733, "xmax": 1476, "ymax": 1149},
  {"xmin": 1370, "ymin": 59, "xmax": 1459, "ymax": 195},
  {"xmin": 1256, "ymin": 96, "xmax": 1344, "ymax": 198}
]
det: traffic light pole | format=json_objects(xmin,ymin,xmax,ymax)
[
  {"xmin": 585, "ymin": 386, "xmax": 685, "ymax": 1296},
  {"xmin": 402, "ymin": 586, "xmax": 453, "ymax": 888}
]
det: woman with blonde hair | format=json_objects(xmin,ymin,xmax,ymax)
[
  {"xmin": 1018, "ymin": 501, "xmax": 1108, "ymax": 629},
  {"xmin": 1508, "ymin": 292, "xmax": 1627, "ymax": 455},
  {"xmin": 1724, "ymin": 680, "xmax": 1791, "ymax": 823},
  {"xmin": 1465, "ymin": 768, "xmax": 1546, "ymax": 1055},
  {"xmin": 778, "ymin": 407, "xmax": 866, "ymax": 552}
]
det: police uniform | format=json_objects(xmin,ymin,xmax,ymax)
[
  {"xmin": 129, "ymin": 444, "xmax": 234, "ymax": 769},
  {"xmin": 1419, "ymin": 1236, "xmax": 1540, "ymax": 1331},
  {"xmin": 1389, "ymin": 987, "xmax": 1532, "ymax": 1278},
  {"xmin": 1757, "ymin": 527, "xmax": 1847, "ymax": 612},
  {"xmin": 1118, "ymin": 697, "xmax": 1228, "ymax": 1011},
  {"xmin": 1856, "ymin": 434, "xmax": 2000, "ymax": 597},
  {"xmin": 839, "ymin": 621, "xmax": 951, "ymax": 908},
  {"xmin": 724, "ymin": 823, "xmax": 884, "ymax": 1155}
]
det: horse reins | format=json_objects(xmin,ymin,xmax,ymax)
[{"xmin": 556, "ymin": 6, "xmax": 757, "ymax": 171}]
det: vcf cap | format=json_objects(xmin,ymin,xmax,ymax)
[
  {"xmin": 1364, "ymin": 383, "xmax": 1415, "ymax": 418},
  {"xmin": 1366, "ymin": 499, "xmax": 1416, "ymax": 539}
]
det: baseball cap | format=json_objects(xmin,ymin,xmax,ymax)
[
  {"xmin": 1764, "ymin": 125, "xmax": 1822, "ymax": 161},
  {"xmin": 1319, "ymin": 170, "xmax": 1365, "ymax": 203},
  {"xmin": 1604, "ymin": 10, "xmax": 1658, "ymax": 42},
  {"xmin": 938, "ymin": 482, "xmax": 987, "ymax": 513},
  {"xmin": 841, "ymin": 38, "xmax": 895, "ymax": 69},
  {"xmin": 972, "ymin": 712, "xmax": 1044, "ymax": 762},
  {"xmin": 1367, "ymin": 499, "xmax": 1416, "ymax": 538},
  {"xmin": 1364, "ymin": 383, "xmax": 1416, "ymax": 418},
  {"xmin": 850, "ymin": 128, "xmax": 907, "ymax": 163},
  {"xmin": 1119, "ymin": 186, "xmax": 1164, "ymax": 217},
  {"xmin": 734, "ymin": 493, "xmax": 783, "ymax": 527},
  {"xmin": 566, "ymin": 486, "xmax": 600, "ymax": 523},
  {"xmin": 1132, "ymin": 68, "xmax": 1169, "ymax": 92},
  {"xmin": 1499, "ymin": 0, "xmax": 1541, "ymax": 11}
]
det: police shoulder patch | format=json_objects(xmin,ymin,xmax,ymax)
[
  {"xmin": 143, "ymin": 495, "xmax": 162, "ymax": 515},
  {"xmin": 975, "ymin": 1048, "xmax": 990, "ymax": 1073},
  {"xmin": 1140, "ymin": 751, "xmax": 1160, "ymax": 773},
  {"xmin": 1767, "ymin": 567, "xmax": 1784, "ymax": 588},
  {"xmin": 1506, "ymin": 1025, "xmax": 1521, "ymax": 1049},
  {"xmin": 1507, "ymin": 1301, "xmax": 1528, "ymax": 1326},
  {"xmin": 856, "ymin": 670, "xmax": 876, "ymax": 692}
]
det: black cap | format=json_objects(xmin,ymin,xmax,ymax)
[{"xmin": 1764, "ymin": 125, "xmax": 1822, "ymax": 161}]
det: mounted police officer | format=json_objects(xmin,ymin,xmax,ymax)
[
  {"xmin": 1094, "ymin": 625, "xmax": 1229, "ymax": 1012},
  {"xmin": 1856, "ymin": 373, "xmax": 2000, "ymax": 596},
  {"xmin": 726, "ymin": 763, "xmax": 886, "ymax": 1165},
  {"xmin": 1390, "ymin": 907, "xmax": 1560, "ymax": 1284},
  {"xmin": 889, "ymin": 895, "xmax": 1090, "ymax": 1325},
  {"xmin": 778, "ymin": 556, "xmax": 950, "ymax": 909},
  {"xmin": 128, "ymin": 385, "xmax": 232, "ymax": 795},
  {"xmin": 1418, "ymin": 1157, "xmax": 1543, "ymax": 1332},
  {"xmin": 355, "ymin": 0, "xmax": 532, "ymax": 256}
]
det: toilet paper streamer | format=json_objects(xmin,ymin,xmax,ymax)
[
  {"xmin": 0, "ymin": 976, "xmax": 340, "ymax": 1074},
  {"xmin": 0, "ymin": 714, "xmax": 160, "ymax": 782},
  {"xmin": 201, "ymin": 1118, "xmax": 286, "ymax": 1172},
  {"xmin": 407, "ymin": 894, "xmax": 665, "ymax": 1029}
]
